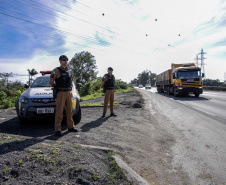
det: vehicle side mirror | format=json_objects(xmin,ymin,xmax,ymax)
[
  {"xmin": 24, "ymin": 84, "xmax": 29, "ymax": 89},
  {"xmin": 202, "ymin": 73, "xmax": 205, "ymax": 78},
  {"xmin": 173, "ymin": 73, "xmax": 176, "ymax": 79}
]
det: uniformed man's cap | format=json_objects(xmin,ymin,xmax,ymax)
[
  {"xmin": 108, "ymin": 67, "xmax": 113, "ymax": 71},
  {"xmin": 59, "ymin": 55, "xmax": 68, "ymax": 61}
]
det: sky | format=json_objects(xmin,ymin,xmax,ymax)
[{"xmin": 0, "ymin": 0, "xmax": 226, "ymax": 83}]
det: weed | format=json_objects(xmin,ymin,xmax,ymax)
[
  {"xmin": 50, "ymin": 147, "xmax": 60, "ymax": 156},
  {"xmin": 4, "ymin": 165, "xmax": 8, "ymax": 176},
  {"xmin": 56, "ymin": 159, "xmax": 66, "ymax": 166},
  {"xmin": 18, "ymin": 160, "xmax": 23, "ymax": 165},
  {"xmin": 68, "ymin": 166, "xmax": 83, "ymax": 178},
  {"xmin": 0, "ymin": 134, "xmax": 13, "ymax": 144},
  {"xmin": 107, "ymin": 151, "xmax": 127, "ymax": 184},
  {"xmin": 72, "ymin": 155, "xmax": 81, "ymax": 161},
  {"xmin": 81, "ymin": 103, "xmax": 102, "ymax": 107},
  {"xmin": 91, "ymin": 172, "xmax": 101, "ymax": 181}
]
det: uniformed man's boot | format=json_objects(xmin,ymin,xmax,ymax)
[
  {"xmin": 54, "ymin": 131, "xmax": 62, "ymax": 136},
  {"xmin": 102, "ymin": 114, "xmax": 105, "ymax": 117},
  {"xmin": 110, "ymin": 113, "xmax": 117, "ymax": 117},
  {"xmin": 68, "ymin": 128, "xmax": 78, "ymax": 132}
]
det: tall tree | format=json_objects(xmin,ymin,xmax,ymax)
[
  {"xmin": 149, "ymin": 72, "xmax": 157, "ymax": 86},
  {"xmin": 69, "ymin": 51, "xmax": 98, "ymax": 84},
  {"xmin": 137, "ymin": 70, "xmax": 151, "ymax": 86},
  {"xmin": 0, "ymin": 72, "xmax": 13, "ymax": 88},
  {"xmin": 27, "ymin": 68, "xmax": 38, "ymax": 85}
]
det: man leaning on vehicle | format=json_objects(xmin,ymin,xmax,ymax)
[{"xmin": 49, "ymin": 55, "xmax": 78, "ymax": 136}]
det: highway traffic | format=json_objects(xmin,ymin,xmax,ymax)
[
  {"xmin": 136, "ymin": 87, "xmax": 226, "ymax": 184},
  {"xmin": 147, "ymin": 87, "xmax": 226, "ymax": 124}
]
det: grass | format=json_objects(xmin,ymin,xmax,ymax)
[
  {"xmin": 0, "ymin": 134, "xmax": 14, "ymax": 144},
  {"xmin": 80, "ymin": 87, "xmax": 133, "ymax": 101},
  {"xmin": 91, "ymin": 172, "xmax": 101, "ymax": 181},
  {"xmin": 81, "ymin": 101, "xmax": 120, "ymax": 107},
  {"xmin": 107, "ymin": 151, "xmax": 130, "ymax": 185}
]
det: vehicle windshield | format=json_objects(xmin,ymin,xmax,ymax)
[
  {"xmin": 178, "ymin": 70, "xmax": 201, "ymax": 80},
  {"xmin": 31, "ymin": 77, "xmax": 52, "ymax": 87}
]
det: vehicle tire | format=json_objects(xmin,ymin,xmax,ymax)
[
  {"xmin": 195, "ymin": 93, "xmax": 200, "ymax": 97},
  {"xmin": 166, "ymin": 86, "xmax": 170, "ymax": 95},
  {"xmin": 73, "ymin": 106, "xmax": 81, "ymax": 125},
  {"xmin": 174, "ymin": 87, "xmax": 178, "ymax": 97},
  {"xmin": 157, "ymin": 86, "xmax": 161, "ymax": 93}
]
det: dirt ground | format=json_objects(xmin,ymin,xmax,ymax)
[{"xmin": 0, "ymin": 89, "xmax": 182, "ymax": 184}]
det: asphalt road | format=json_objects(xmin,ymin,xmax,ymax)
[
  {"xmin": 136, "ymin": 87, "xmax": 226, "ymax": 184},
  {"xmin": 148, "ymin": 87, "xmax": 226, "ymax": 124}
]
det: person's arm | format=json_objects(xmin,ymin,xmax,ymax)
[
  {"xmin": 49, "ymin": 69, "xmax": 57, "ymax": 87},
  {"xmin": 101, "ymin": 75, "xmax": 106, "ymax": 87}
]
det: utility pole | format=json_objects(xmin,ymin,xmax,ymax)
[{"xmin": 195, "ymin": 49, "xmax": 207, "ymax": 75}]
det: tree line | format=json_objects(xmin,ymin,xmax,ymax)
[{"xmin": 1, "ymin": 51, "xmax": 224, "ymax": 109}]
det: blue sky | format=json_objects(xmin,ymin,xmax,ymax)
[{"xmin": 0, "ymin": 0, "xmax": 226, "ymax": 83}]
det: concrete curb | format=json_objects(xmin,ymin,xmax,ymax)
[
  {"xmin": 112, "ymin": 155, "xmax": 150, "ymax": 185},
  {"xmin": 79, "ymin": 144, "xmax": 150, "ymax": 185}
]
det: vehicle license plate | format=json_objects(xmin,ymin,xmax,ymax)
[
  {"xmin": 189, "ymin": 92, "xmax": 193, "ymax": 94},
  {"xmin": 37, "ymin": 108, "xmax": 54, "ymax": 114}
]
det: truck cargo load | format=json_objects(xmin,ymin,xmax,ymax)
[{"xmin": 156, "ymin": 63, "xmax": 204, "ymax": 97}]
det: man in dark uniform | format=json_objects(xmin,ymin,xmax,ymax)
[
  {"xmin": 101, "ymin": 67, "xmax": 117, "ymax": 117},
  {"xmin": 49, "ymin": 55, "xmax": 78, "ymax": 136}
]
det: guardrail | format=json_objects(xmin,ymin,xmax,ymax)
[{"xmin": 203, "ymin": 86, "xmax": 226, "ymax": 91}]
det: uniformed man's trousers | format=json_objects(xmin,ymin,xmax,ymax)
[
  {"xmin": 103, "ymin": 89, "xmax": 114, "ymax": 114},
  {"xmin": 55, "ymin": 91, "xmax": 75, "ymax": 132}
]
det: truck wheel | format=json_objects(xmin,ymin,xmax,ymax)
[
  {"xmin": 174, "ymin": 88, "xmax": 178, "ymax": 97},
  {"xmin": 166, "ymin": 87, "xmax": 170, "ymax": 95},
  {"xmin": 73, "ymin": 106, "xmax": 81, "ymax": 125},
  {"xmin": 157, "ymin": 86, "xmax": 161, "ymax": 93},
  {"xmin": 195, "ymin": 94, "xmax": 200, "ymax": 97}
]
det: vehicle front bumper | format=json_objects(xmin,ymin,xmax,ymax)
[{"xmin": 177, "ymin": 87, "xmax": 203, "ymax": 95}]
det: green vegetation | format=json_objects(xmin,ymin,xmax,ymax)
[
  {"xmin": 0, "ymin": 134, "xmax": 14, "ymax": 144},
  {"xmin": 130, "ymin": 70, "xmax": 157, "ymax": 87},
  {"xmin": 107, "ymin": 151, "xmax": 129, "ymax": 185},
  {"xmin": 0, "ymin": 78, "xmax": 25, "ymax": 109},
  {"xmin": 91, "ymin": 172, "xmax": 101, "ymax": 181}
]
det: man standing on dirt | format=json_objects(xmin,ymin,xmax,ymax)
[
  {"xmin": 101, "ymin": 67, "xmax": 117, "ymax": 118},
  {"xmin": 49, "ymin": 55, "xmax": 78, "ymax": 136}
]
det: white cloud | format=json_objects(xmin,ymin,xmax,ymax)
[{"xmin": 2, "ymin": 0, "xmax": 225, "ymax": 83}]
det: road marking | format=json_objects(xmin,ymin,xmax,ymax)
[
  {"xmin": 176, "ymin": 100, "xmax": 216, "ymax": 116},
  {"xmin": 0, "ymin": 118, "xmax": 5, "ymax": 120},
  {"xmin": 176, "ymin": 100, "xmax": 187, "ymax": 105},
  {"xmin": 193, "ymin": 108, "xmax": 216, "ymax": 116}
]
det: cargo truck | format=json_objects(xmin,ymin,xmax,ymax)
[{"xmin": 156, "ymin": 63, "xmax": 204, "ymax": 97}]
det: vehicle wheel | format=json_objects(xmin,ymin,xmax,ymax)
[
  {"xmin": 157, "ymin": 86, "xmax": 161, "ymax": 93},
  {"xmin": 73, "ymin": 106, "xmax": 81, "ymax": 124},
  {"xmin": 195, "ymin": 94, "xmax": 200, "ymax": 97},
  {"xmin": 174, "ymin": 88, "xmax": 178, "ymax": 97},
  {"xmin": 166, "ymin": 86, "xmax": 170, "ymax": 95}
]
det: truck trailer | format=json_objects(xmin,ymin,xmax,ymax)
[{"xmin": 156, "ymin": 63, "xmax": 204, "ymax": 97}]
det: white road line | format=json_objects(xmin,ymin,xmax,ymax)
[
  {"xmin": 193, "ymin": 108, "xmax": 216, "ymax": 116},
  {"xmin": 0, "ymin": 118, "xmax": 5, "ymax": 120},
  {"xmin": 176, "ymin": 100, "xmax": 216, "ymax": 116},
  {"xmin": 176, "ymin": 100, "xmax": 187, "ymax": 105}
]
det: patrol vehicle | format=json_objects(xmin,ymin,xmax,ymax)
[{"xmin": 15, "ymin": 71, "xmax": 81, "ymax": 124}]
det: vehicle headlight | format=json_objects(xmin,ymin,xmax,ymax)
[
  {"xmin": 178, "ymin": 87, "xmax": 183, "ymax": 89},
  {"xmin": 20, "ymin": 96, "xmax": 29, "ymax": 104},
  {"xmin": 199, "ymin": 87, "xmax": 202, "ymax": 88}
]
